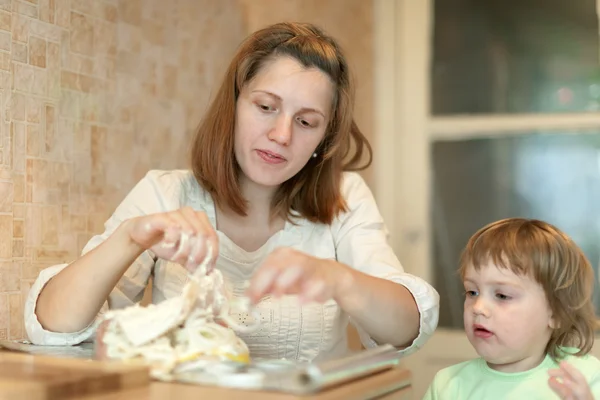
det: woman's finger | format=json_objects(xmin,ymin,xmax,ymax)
[
  {"xmin": 197, "ymin": 211, "xmax": 219, "ymax": 264},
  {"xmin": 273, "ymin": 265, "xmax": 304, "ymax": 296},
  {"xmin": 299, "ymin": 279, "xmax": 328, "ymax": 304},
  {"xmin": 248, "ymin": 265, "xmax": 280, "ymax": 302},
  {"xmin": 168, "ymin": 210, "xmax": 195, "ymax": 235},
  {"xmin": 179, "ymin": 207, "xmax": 204, "ymax": 234}
]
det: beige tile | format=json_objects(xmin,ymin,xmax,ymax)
[
  {"xmin": 0, "ymin": 180, "xmax": 11, "ymax": 212},
  {"xmin": 9, "ymin": 293, "xmax": 22, "ymax": 340},
  {"xmin": 29, "ymin": 36, "xmax": 47, "ymax": 68},
  {"xmin": 27, "ymin": 97, "xmax": 40, "ymax": 122},
  {"xmin": 12, "ymin": 239, "xmax": 23, "ymax": 257},
  {"xmin": 13, "ymin": 219, "xmax": 23, "ymax": 238},
  {"xmin": 162, "ymin": 65, "xmax": 177, "ymax": 98},
  {"xmin": 32, "ymin": 68, "xmax": 47, "ymax": 96},
  {"xmin": 22, "ymin": 263, "xmax": 43, "ymax": 279},
  {"xmin": 54, "ymin": 0, "xmax": 68, "ymax": 28},
  {"xmin": 117, "ymin": 23, "xmax": 141, "ymax": 53},
  {"xmin": 46, "ymin": 41, "xmax": 58, "ymax": 69},
  {"xmin": 44, "ymin": 104, "xmax": 54, "ymax": 152},
  {"xmin": 30, "ymin": 20, "xmax": 62, "ymax": 42},
  {"xmin": 77, "ymin": 232, "xmax": 90, "ymax": 253},
  {"xmin": 94, "ymin": 20, "xmax": 116, "ymax": 57},
  {"xmin": 0, "ymin": 216, "xmax": 11, "ymax": 257},
  {"xmin": 10, "ymin": 92, "xmax": 26, "ymax": 121},
  {"xmin": 13, "ymin": 63, "xmax": 35, "ymax": 92},
  {"xmin": 12, "ymin": 0, "xmax": 38, "ymax": 18},
  {"xmin": 142, "ymin": 20, "xmax": 164, "ymax": 46},
  {"xmin": 70, "ymin": 0, "xmax": 93, "ymax": 15},
  {"xmin": 70, "ymin": 12, "xmax": 93, "ymax": 56},
  {"xmin": 0, "ymin": 0, "xmax": 8, "ymax": 11},
  {"xmin": 103, "ymin": 3, "xmax": 116, "ymax": 22},
  {"xmin": 12, "ymin": 122, "xmax": 25, "ymax": 173},
  {"xmin": 0, "ymin": 262, "xmax": 18, "ymax": 291},
  {"xmin": 0, "ymin": 30, "xmax": 9, "ymax": 52},
  {"xmin": 24, "ymin": 204, "xmax": 41, "ymax": 246},
  {"xmin": 65, "ymin": 53, "xmax": 94, "ymax": 75},
  {"xmin": 47, "ymin": 68, "xmax": 60, "ymax": 99},
  {"xmin": 35, "ymin": 247, "xmax": 70, "ymax": 261},
  {"xmin": 39, "ymin": 0, "xmax": 55, "ymax": 24},
  {"xmin": 12, "ymin": 202, "xmax": 24, "ymax": 218},
  {"xmin": 93, "ymin": 56, "xmax": 115, "ymax": 80},
  {"xmin": 41, "ymin": 205, "xmax": 58, "ymax": 245},
  {"xmin": 11, "ymin": 13, "xmax": 28, "ymax": 43},
  {"xmin": 58, "ymin": 89, "xmax": 80, "ymax": 119},
  {"xmin": 62, "ymin": 119, "xmax": 82, "ymax": 151},
  {"xmin": 12, "ymin": 175, "xmax": 24, "ymax": 203},
  {"xmin": 117, "ymin": 0, "xmax": 141, "ymax": 26},
  {"xmin": 0, "ymin": 294, "xmax": 8, "ymax": 340},
  {"xmin": 0, "ymin": 51, "xmax": 8, "ymax": 72},
  {"xmin": 26, "ymin": 123, "xmax": 39, "ymax": 156},
  {"xmin": 0, "ymin": 10, "xmax": 10, "ymax": 31},
  {"xmin": 116, "ymin": 50, "xmax": 138, "ymax": 74},
  {"xmin": 12, "ymin": 41, "xmax": 27, "ymax": 63},
  {"xmin": 70, "ymin": 214, "xmax": 86, "ymax": 231},
  {"xmin": 60, "ymin": 71, "xmax": 102, "ymax": 93}
]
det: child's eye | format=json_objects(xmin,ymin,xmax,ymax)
[
  {"xmin": 496, "ymin": 293, "xmax": 511, "ymax": 300},
  {"xmin": 465, "ymin": 290, "xmax": 478, "ymax": 297}
]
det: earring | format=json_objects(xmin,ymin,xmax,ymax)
[{"xmin": 312, "ymin": 152, "xmax": 317, "ymax": 158}]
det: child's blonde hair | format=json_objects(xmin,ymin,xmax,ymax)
[{"xmin": 458, "ymin": 218, "xmax": 597, "ymax": 360}]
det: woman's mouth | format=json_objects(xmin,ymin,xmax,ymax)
[{"xmin": 256, "ymin": 149, "xmax": 286, "ymax": 164}]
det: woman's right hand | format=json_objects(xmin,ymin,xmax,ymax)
[{"xmin": 125, "ymin": 207, "xmax": 218, "ymax": 273}]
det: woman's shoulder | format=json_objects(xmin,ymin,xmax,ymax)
[
  {"xmin": 136, "ymin": 169, "xmax": 211, "ymax": 209},
  {"xmin": 340, "ymin": 171, "xmax": 374, "ymax": 204}
]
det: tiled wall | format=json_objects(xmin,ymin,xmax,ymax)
[{"xmin": 2, "ymin": 0, "xmax": 373, "ymax": 341}]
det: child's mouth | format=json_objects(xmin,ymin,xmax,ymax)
[{"xmin": 473, "ymin": 326, "xmax": 493, "ymax": 338}]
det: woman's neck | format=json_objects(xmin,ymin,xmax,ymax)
[
  {"xmin": 214, "ymin": 177, "xmax": 285, "ymax": 252},
  {"xmin": 238, "ymin": 176, "xmax": 278, "ymax": 221}
]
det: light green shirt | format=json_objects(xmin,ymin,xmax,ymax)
[{"xmin": 423, "ymin": 349, "xmax": 600, "ymax": 399}]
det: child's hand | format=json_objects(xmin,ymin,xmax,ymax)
[{"xmin": 548, "ymin": 361, "xmax": 594, "ymax": 400}]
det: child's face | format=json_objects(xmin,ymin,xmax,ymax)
[{"xmin": 463, "ymin": 262, "xmax": 555, "ymax": 373}]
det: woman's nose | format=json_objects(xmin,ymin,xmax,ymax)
[{"xmin": 267, "ymin": 115, "xmax": 292, "ymax": 146}]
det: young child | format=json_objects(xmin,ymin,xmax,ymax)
[{"xmin": 423, "ymin": 218, "xmax": 600, "ymax": 399}]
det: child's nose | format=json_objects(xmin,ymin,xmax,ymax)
[{"xmin": 472, "ymin": 297, "xmax": 490, "ymax": 316}]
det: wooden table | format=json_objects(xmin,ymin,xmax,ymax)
[
  {"xmin": 79, "ymin": 367, "xmax": 412, "ymax": 400},
  {"xmin": 0, "ymin": 346, "xmax": 412, "ymax": 400}
]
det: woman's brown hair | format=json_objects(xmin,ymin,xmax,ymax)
[
  {"xmin": 458, "ymin": 218, "xmax": 597, "ymax": 360},
  {"xmin": 190, "ymin": 22, "xmax": 372, "ymax": 224}
]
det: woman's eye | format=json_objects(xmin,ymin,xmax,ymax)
[
  {"xmin": 496, "ymin": 293, "xmax": 511, "ymax": 300},
  {"xmin": 465, "ymin": 290, "xmax": 478, "ymax": 297},
  {"xmin": 299, "ymin": 119, "xmax": 311, "ymax": 127},
  {"xmin": 258, "ymin": 104, "xmax": 272, "ymax": 111}
]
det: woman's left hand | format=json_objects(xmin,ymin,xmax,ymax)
[
  {"xmin": 548, "ymin": 361, "xmax": 594, "ymax": 400},
  {"xmin": 246, "ymin": 247, "xmax": 353, "ymax": 304}
]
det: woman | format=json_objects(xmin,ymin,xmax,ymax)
[{"xmin": 25, "ymin": 22, "xmax": 439, "ymax": 362}]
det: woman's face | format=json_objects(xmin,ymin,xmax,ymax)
[{"xmin": 234, "ymin": 56, "xmax": 334, "ymax": 189}]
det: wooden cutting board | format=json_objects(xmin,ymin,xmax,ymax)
[{"xmin": 0, "ymin": 350, "xmax": 150, "ymax": 400}]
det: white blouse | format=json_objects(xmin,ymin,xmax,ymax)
[{"xmin": 24, "ymin": 170, "xmax": 439, "ymax": 362}]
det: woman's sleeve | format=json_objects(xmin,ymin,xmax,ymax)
[
  {"xmin": 24, "ymin": 170, "xmax": 178, "ymax": 345},
  {"xmin": 332, "ymin": 173, "xmax": 440, "ymax": 355}
]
